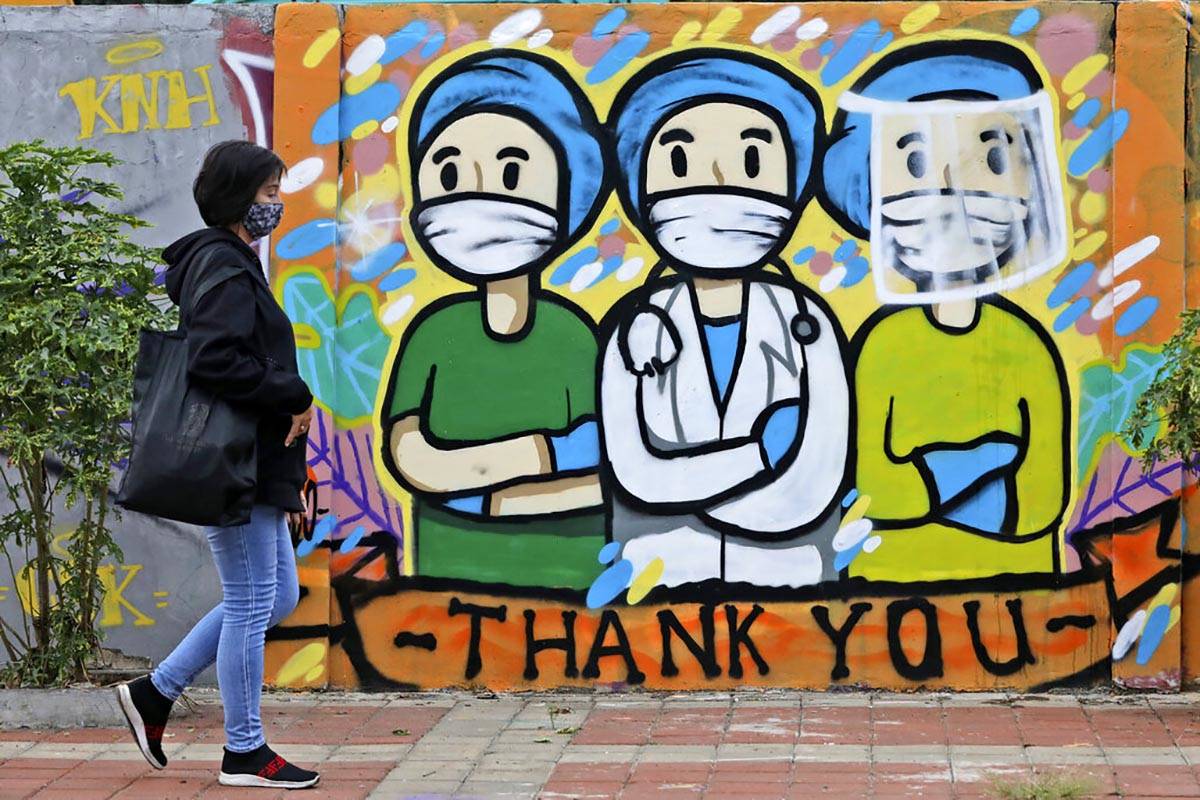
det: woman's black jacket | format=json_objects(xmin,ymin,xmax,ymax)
[{"xmin": 163, "ymin": 227, "xmax": 312, "ymax": 513}]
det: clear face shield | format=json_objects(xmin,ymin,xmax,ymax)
[{"xmin": 838, "ymin": 91, "xmax": 1068, "ymax": 304}]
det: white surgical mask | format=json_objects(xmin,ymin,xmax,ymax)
[
  {"xmin": 415, "ymin": 197, "xmax": 559, "ymax": 276},
  {"xmin": 881, "ymin": 190, "xmax": 1030, "ymax": 277},
  {"xmin": 647, "ymin": 192, "xmax": 791, "ymax": 271}
]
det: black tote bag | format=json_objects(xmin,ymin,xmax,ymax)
[{"xmin": 116, "ymin": 252, "xmax": 258, "ymax": 527}]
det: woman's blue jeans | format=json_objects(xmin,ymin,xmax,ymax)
[{"xmin": 151, "ymin": 504, "xmax": 299, "ymax": 752}]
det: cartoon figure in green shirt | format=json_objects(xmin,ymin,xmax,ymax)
[
  {"xmin": 379, "ymin": 52, "xmax": 609, "ymax": 589},
  {"xmin": 822, "ymin": 41, "xmax": 1072, "ymax": 581}
]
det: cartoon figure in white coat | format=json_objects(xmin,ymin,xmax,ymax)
[{"xmin": 600, "ymin": 50, "xmax": 851, "ymax": 588}]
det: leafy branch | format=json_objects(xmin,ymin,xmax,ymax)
[{"xmin": 1123, "ymin": 309, "xmax": 1200, "ymax": 475}]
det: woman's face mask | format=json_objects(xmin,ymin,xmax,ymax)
[
  {"xmin": 646, "ymin": 191, "xmax": 792, "ymax": 272},
  {"xmin": 414, "ymin": 196, "xmax": 560, "ymax": 277},
  {"xmin": 243, "ymin": 202, "xmax": 283, "ymax": 241}
]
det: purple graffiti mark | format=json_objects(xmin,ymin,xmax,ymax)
[
  {"xmin": 1071, "ymin": 454, "xmax": 1181, "ymax": 534},
  {"xmin": 306, "ymin": 410, "xmax": 403, "ymax": 544}
]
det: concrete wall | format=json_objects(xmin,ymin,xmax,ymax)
[
  {"xmin": 3, "ymin": 2, "xmax": 1198, "ymax": 693},
  {"xmin": 0, "ymin": 5, "xmax": 273, "ymax": 676}
]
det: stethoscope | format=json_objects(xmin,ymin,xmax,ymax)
[{"xmin": 618, "ymin": 280, "xmax": 822, "ymax": 378}]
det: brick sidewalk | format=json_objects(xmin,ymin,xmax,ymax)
[{"xmin": 1, "ymin": 691, "xmax": 1198, "ymax": 799}]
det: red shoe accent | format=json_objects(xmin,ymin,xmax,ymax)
[
  {"xmin": 144, "ymin": 724, "xmax": 165, "ymax": 741},
  {"xmin": 259, "ymin": 755, "xmax": 287, "ymax": 779}
]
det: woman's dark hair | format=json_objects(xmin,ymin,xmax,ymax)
[{"xmin": 193, "ymin": 141, "xmax": 286, "ymax": 227}]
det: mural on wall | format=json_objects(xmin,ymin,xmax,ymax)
[
  {"xmin": 7, "ymin": 2, "xmax": 1190, "ymax": 692},
  {"xmin": 260, "ymin": 1, "xmax": 1197, "ymax": 692}
]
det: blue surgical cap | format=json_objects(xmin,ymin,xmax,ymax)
[
  {"xmin": 823, "ymin": 43, "xmax": 1042, "ymax": 236},
  {"xmin": 410, "ymin": 51, "xmax": 606, "ymax": 239},
  {"xmin": 609, "ymin": 50, "xmax": 822, "ymax": 225}
]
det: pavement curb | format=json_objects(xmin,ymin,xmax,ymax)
[{"xmin": 0, "ymin": 687, "xmax": 197, "ymax": 729}]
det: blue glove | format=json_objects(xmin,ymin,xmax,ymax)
[
  {"xmin": 550, "ymin": 420, "xmax": 600, "ymax": 473},
  {"xmin": 444, "ymin": 495, "xmax": 485, "ymax": 515},
  {"xmin": 759, "ymin": 404, "xmax": 800, "ymax": 470}
]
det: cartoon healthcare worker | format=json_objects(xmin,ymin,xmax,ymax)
[
  {"xmin": 822, "ymin": 40, "xmax": 1071, "ymax": 581},
  {"xmin": 599, "ymin": 50, "xmax": 851, "ymax": 588},
  {"xmin": 380, "ymin": 51, "xmax": 609, "ymax": 590}
]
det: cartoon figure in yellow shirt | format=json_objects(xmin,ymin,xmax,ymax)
[{"xmin": 822, "ymin": 41, "xmax": 1072, "ymax": 581}]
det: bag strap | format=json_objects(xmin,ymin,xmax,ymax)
[{"xmin": 180, "ymin": 246, "xmax": 257, "ymax": 331}]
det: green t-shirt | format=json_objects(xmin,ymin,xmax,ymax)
[
  {"xmin": 386, "ymin": 294, "xmax": 597, "ymax": 439},
  {"xmin": 384, "ymin": 294, "xmax": 604, "ymax": 590}
]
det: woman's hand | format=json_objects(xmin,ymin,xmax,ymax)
[
  {"xmin": 287, "ymin": 489, "xmax": 307, "ymax": 539},
  {"xmin": 285, "ymin": 405, "xmax": 314, "ymax": 447}
]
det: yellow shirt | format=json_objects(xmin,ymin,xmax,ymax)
[{"xmin": 851, "ymin": 300, "xmax": 1070, "ymax": 581}]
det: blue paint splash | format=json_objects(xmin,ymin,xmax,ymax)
[
  {"xmin": 598, "ymin": 541, "xmax": 620, "ymax": 564},
  {"xmin": 793, "ymin": 246, "xmax": 816, "ymax": 265},
  {"xmin": 298, "ymin": 514, "xmax": 337, "ymax": 557},
  {"xmin": 549, "ymin": 246, "xmax": 598, "ymax": 285},
  {"xmin": 587, "ymin": 559, "xmax": 634, "ymax": 608},
  {"xmin": 420, "ymin": 32, "xmax": 446, "ymax": 60},
  {"xmin": 312, "ymin": 82, "xmax": 403, "ymax": 146},
  {"xmin": 277, "ymin": 219, "xmax": 337, "ymax": 260},
  {"xmin": 1047, "ymin": 262, "xmax": 1094, "ymax": 308},
  {"xmin": 1115, "ymin": 296, "xmax": 1159, "ymax": 337},
  {"xmin": 1072, "ymin": 98, "xmax": 1101, "ymax": 128},
  {"xmin": 378, "ymin": 268, "xmax": 416, "ymax": 292},
  {"xmin": 600, "ymin": 218, "xmax": 621, "ymax": 236},
  {"xmin": 834, "ymin": 537, "xmax": 867, "ymax": 571},
  {"xmin": 1053, "ymin": 297, "xmax": 1091, "ymax": 332},
  {"xmin": 592, "ymin": 8, "xmax": 626, "ymax": 38},
  {"xmin": 587, "ymin": 31, "xmax": 651, "ymax": 85},
  {"xmin": 350, "ymin": 242, "xmax": 407, "ymax": 282},
  {"xmin": 841, "ymin": 256, "xmax": 870, "ymax": 287},
  {"xmin": 1067, "ymin": 109, "xmax": 1130, "ymax": 176},
  {"xmin": 1135, "ymin": 604, "xmax": 1172, "ymax": 665},
  {"xmin": 1008, "ymin": 7, "xmax": 1040, "ymax": 36},
  {"xmin": 842, "ymin": 488, "xmax": 858, "ymax": 508},
  {"xmin": 381, "ymin": 21, "xmax": 428, "ymax": 66},
  {"xmin": 338, "ymin": 525, "xmax": 367, "ymax": 553},
  {"xmin": 822, "ymin": 20, "xmax": 882, "ymax": 86},
  {"xmin": 833, "ymin": 240, "xmax": 858, "ymax": 261}
]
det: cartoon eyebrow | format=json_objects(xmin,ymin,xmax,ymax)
[
  {"xmin": 896, "ymin": 132, "xmax": 925, "ymax": 149},
  {"xmin": 497, "ymin": 147, "xmax": 529, "ymax": 161},
  {"xmin": 658, "ymin": 128, "xmax": 695, "ymax": 145},
  {"xmin": 980, "ymin": 128, "xmax": 1015, "ymax": 144},
  {"xmin": 432, "ymin": 146, "xmax": 460, "ymax": 164},
  {"xmin": 741, "ymin": 128, "xmax": 773, "ymax": 143}
]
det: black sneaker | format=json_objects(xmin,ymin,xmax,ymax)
[
  {"xmin": 115, "ymin": 675, "xmax": 173, "ymax": 769},
  {"xmin": 219, "ymin": 743, "xmax": 320, "ymax": 789}
]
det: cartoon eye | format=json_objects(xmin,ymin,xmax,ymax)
[
  {"xmin": 744, "ymin": 145, "xmax": 761, "ymax": 179},
  {"xmin": 906, "ymin": 150, "xmax": 927, "ymax": 179},
  {"xmin": 503, "ymin": 162, "xmax": 520, "ymax": 191},
  {"xmin": 439, "ymin": 163, "xmax": 457, "ymax": 192},
  {"xmin": 987, "ymin": 146, "xmax": 1008, "ymax": 176},
  {"xmin": 670, "ymin": 145, "xmax": 687, "ymax": 178}
]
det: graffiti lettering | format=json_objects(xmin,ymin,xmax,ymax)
[
  {"xmin": 524, "ymin": 609, "xmax": 579, "ymax": 680},
  {"xmin": 658, "ymin": 606, "xmax": 720, "ymax": 679},
  {"xmin": 58, "ymin": 65, "xmax": 220, "ymax": 140},
  {"xmin": 448, "ymin": 596, "xmax": 506, "ymax": 680},
  {"xmin": 886, "ymin": 598, "xmax": 944, "ymax": 681},
  {"xmin": 812, "ymin": 603, "xmax": 873, "ymax": 681},
  {"xmin": 96, "ymin": 564, "xmax": 155, "ymax": 628},
  {"xmin": 581, "ymin": 609, "xmax": 645, "ymax": 685}
]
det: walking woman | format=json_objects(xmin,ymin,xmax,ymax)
[{"xmin": 115, "ymin": 141, "xmax": 320, "ymax": 790}]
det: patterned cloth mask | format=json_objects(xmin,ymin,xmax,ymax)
[{"xmin": 243, "ymin": 202, "xmax": 284, "ymax": 241}]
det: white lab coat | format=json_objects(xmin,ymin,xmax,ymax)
[{"xmin": 600, "ymin": 276, "xmax": 850, "ymax": 586}]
